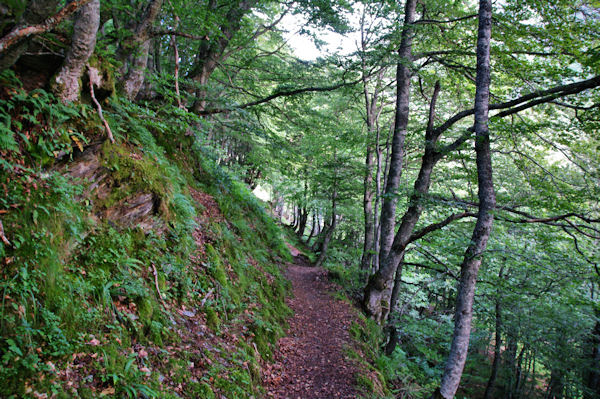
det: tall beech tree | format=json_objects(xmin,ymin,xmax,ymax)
[
  {"xmin": 435, "ymin": 0, "xmax": 494, "ymax": 396},
  {"xmin": 362, "ymin": 0, "xmax": 417, "ymax": 324}
]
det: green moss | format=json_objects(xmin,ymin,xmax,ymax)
[
  {"xmin": 188, "ymin": 382, "xmax": 215, "ymax": 398},
  {"xmin": 137, "ymin": 297, "xmax": 154, "ymax": 321},
  {"xmin": 205, "ymin": 244, "xmax": 229, "ymax": 288},
  {"xmin": 100, "ymin": 142, "xmax": 174, "ymax": 213},
  {"xmin": 205, "ymin": 306, "xmax": 220, "ymax": 332},
  {"xmin": 0, "ymin": 80, "xmax": 292, "ymax": 397}
]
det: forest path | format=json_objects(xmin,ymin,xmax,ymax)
[{"xmin": 264, "ymin": 251, "xmax": 360, "ymax": 399}]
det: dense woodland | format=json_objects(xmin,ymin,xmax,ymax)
[{"xmin": 0, "ymin": 0, "xmax": 599, "ymax": 397}]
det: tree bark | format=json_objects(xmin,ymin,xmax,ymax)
[
  {"xmin": 361, "ymin": 141, "xmax": 375, "ymax": 272},
  {"xmin": 52, "ymin": 0, "xmax": 99, "ymax": 103},
  {"xmin": 377, "ymin": 0, "xmax": 417, "ymax": 264},
  {"xmin": 435, "ymin": 1, "xmax": 494, "ymax": 397},
  {"xmin": 119, "ymin": 0, "xmax": 163, "ymax": 100},
  {"xmin": 584, "ymin": 313, "xmax": 600, "ymax": 398},
  {"xmin": 362, "ymin": 79, "xmax": 441, "ymax": 323},
  {"xmin": 484, "ymin": 295, "xmax": 503, "ymax": 399},
  {"xmin": 306, "ymin": 212, "xmax": 317, "ymax": 244},
  {"xmin": 0, "ymin": 0, "xmax": 63, "ymax": 69},
  {"xmin": 189, "ymin": 0, "xmax": 258, "ymax": 113},
  {"xmin": 315, "ymin": 188, "xmax": 337, "ymax": 269},
  {"xmin": 297, "ymin": 206, "xmax": 308, "ymax": 237},
  {"xmin": 361, "ymin": 0, "xmax": 417, "ymax": 324}
]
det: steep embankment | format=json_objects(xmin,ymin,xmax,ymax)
[{"xmin": 0, "ymin": 70, "xmax": 293, "ymax": 398}]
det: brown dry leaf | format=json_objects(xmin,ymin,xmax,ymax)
[
  {"xmin": 100, "ymin": 387, "xmax": 115, "ymax": 396},
  {"xmin": 71, "ymin": 135, "xmax": 84, "ymax": 152}
]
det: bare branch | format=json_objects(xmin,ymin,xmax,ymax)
[
  {"xmin": 198, "ymin": 79, "xmax": 361, "ymax": 115},
  {"xmin": 431, "ymin": 75, "xmax": 600, "ymax": 138},
  {"xmin": 408, "ymin": 212, "xmax": 476, "ymax": 244},
  {"xmin": 0, "ymin": 0, "xmax": 92, "ymax": 54}
]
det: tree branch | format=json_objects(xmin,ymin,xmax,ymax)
[
  {"xmin": 408, "ymin": 211, "xmax": 476, "ymax": 244},
  {"xmin": 431, "ymin": 75, "xmax": 600, "ymax": 138},
  {"xmin": 0, "ymin": 0, "xmax": 92, "ymax": 54},
  {"xmin": 197, "ymin": 79, "xmax": 361, "ymax": 115}
]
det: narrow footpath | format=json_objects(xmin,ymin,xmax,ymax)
[{"xmin": 264, "ymin": 249, "xmax": 360, "ymax": 399}]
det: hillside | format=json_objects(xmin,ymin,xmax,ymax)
[{"xmin": 0, "ymin": 68, "xmax": 293, "ymax": 397}]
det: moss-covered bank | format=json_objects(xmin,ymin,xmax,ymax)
[{"xmin": 0, "ymin": 70, "xmax": 291, "ymax": 398}]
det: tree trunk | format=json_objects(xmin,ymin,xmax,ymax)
[
  {"xmin": 484, "ymin": 283, "xmax": 503, "ymax": 399},
  {"xmin": 359, "ymin": 66, "xmax": 384, "ymax": 273},
  {"xmin": 584, "ymin": 301, "xmax": 600, "ymax": 399},
  {"xmin": 119, "ymin": 0, "xmax": 163, "ymax": 100},
  {"xmin": 514, "ymin": 346, "xmax": 526, "ymax": 398},
  {"xmin": 361, "ymin": 0, "xmax": 417, "ymax": 324},
  {"xmin": 52, "ymin": 0, "xmax": 99, "ymax": 103},
  {"xmin": 0, "ymin": 0, "xmax": 61, "ymax": 69},
  {"xmin": 362, "ymin": 80, "xmax": 441, "ymax": 323},
  {"xmin": 189, "ymin": 0, "xmax": 258, "ymax": 113},
  {"xmin": 297, "ymin": 206, "xmax": 308, "ymax": 237},
  {"xmin": 306, "ymin": 212, "xmax": 317, "ymax": 244},
  {"xmin": 315, "ymin": 174, "xmax": 338, "ymax": 268},
  {"xmin": 372, "ymin": 121, "xmax": 384, "ymax": 273},
  {"xmin": 311, "ymin": 222, "xmax": 328, "ymax": 252},
  {"xmin": 434, "ymin": 1, "xmax": 494, "ymax": 397},
  {"xmin": 504, "ymin": 335, "xmax": 518, "ymax": 399},
  {"xmin": 377, "ymin": 0, "xmax": 416, "ymax": 264},
  {"xmin": 361, "ymin": 142, "xmax": 375, "ymax": 272}
]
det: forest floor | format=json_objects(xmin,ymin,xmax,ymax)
[{"xmin": 263, "ymin": 247, "xmax": 360, "ymax": 399}]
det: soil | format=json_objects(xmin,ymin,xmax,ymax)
[{"xmin": 264, "ymin": 251, "xmax": 360, "ymax": 399}]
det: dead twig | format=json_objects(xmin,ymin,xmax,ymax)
[
  {"xmin": 87, "ymin": 64, "xmax": 114, "ymax": 143},
  {"xmin": 0, "ymin": 219, "xmax": 10, "ymax": 246},
  {"xmin": 200, "ymin": 288, "xmax": 215, "ymax": 307}
]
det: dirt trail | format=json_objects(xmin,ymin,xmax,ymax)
[{"xmin": 264, "ymin": 253, "xmax": 360, "ymax": 399}]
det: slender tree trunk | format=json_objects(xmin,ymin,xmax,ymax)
[
  {"xmin": 434, "ymin": 1, "xmax": 494, "ymax": 397},
  {"xmin": 52, "ymin": 0, "xmax": 99, "ymax": 102},
  {"xmin": 362, "ymin": 80, "xmax": 441, "ymax": 323},
  {"xmin": 484, "ymin": 283, "xmax": 503, "ymax": 399},
  {"xmin": 377, "ymin": 0, "xmax": 416, "ymax": 264},
  {"xmin": 361, "ymin": 142, "xmax": 375, "ymax": 271},
  {"xmin": 306, "ymin": 212, "xmax": 317, "ymax": 244},
  {"xmin": 315, "ymin": 189, "xmax": 337, "ymax": 269},
  {"xmin": 360, "ymin": 66, "xmax": 384, "ymax": 273},
  {"xmin": 361, "ymin": 0, "xmax": 417, "ymax": 323},
  {"xmin": 585, "ymin": 320, "xmax": 600, "ymax": 398},
  {"xmin": 504, "ymin": 335, "xmax": 518, "ymax": 399},
  {"xmin": 372, "ymin": 123, "xmax": 383, "ymax": 272},
  {"xmin": 514, "ymin": 346, "xmax": 526, "ymax": 398},
  {"xmin": 297, "ymin": 206, "xmax": 308, "ymax": 237},
  {"xmin": 389, "ymin": 254, "xmax": 406, "ymax": 316},
  {"xmin": 384, "ymin": 256, "xmax": 406, "ymax": 355}
]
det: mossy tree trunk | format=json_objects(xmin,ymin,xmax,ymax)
[
  {"xmin": 118, "ymin": 0, "xmax": 163, "ymax": 100},
  {"xmin": 52, "ymin": 0, "xmax": 99, "ymax": 103}
]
